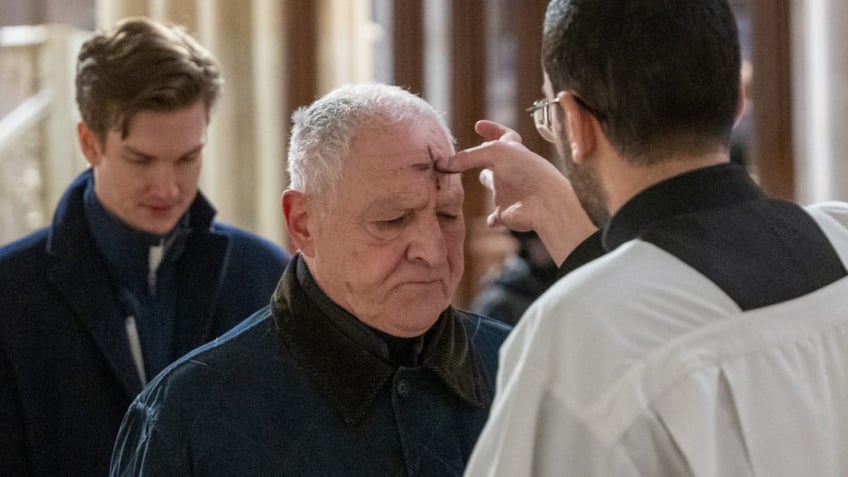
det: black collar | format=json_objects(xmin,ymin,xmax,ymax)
[
  {"xmin": 603, "ymin": 163, "xmax": 763, "ymax": 251},
  {"xmin": 83, "ymin": 176, "xmax": 191, "ymax": 274},
  {"xmin": 270, "ymin": 255, "xmax": 487, "ymax": 426}
]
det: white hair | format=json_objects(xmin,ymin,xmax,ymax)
[{"xmin": 287, "ymin": 83, "xmax": 453, "ymax": 204}]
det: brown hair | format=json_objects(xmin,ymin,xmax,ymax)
[{"xmin": 75, "ymin": 16, "xmax": 223, "ymax": 141}]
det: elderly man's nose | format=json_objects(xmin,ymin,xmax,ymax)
[{"xmin": 407, "ymin": 217, "xmax": 447, "ymax": 266}]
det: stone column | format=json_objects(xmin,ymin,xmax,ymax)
[
  {"xmin": 250, "ymin": 0, "xmax": 286, "ymax": 244},
  {"xmin": 96, "ymin": 0, "xmax": 148, "ymax": 28},
  {"xmin": 317, "ymin": 0, "xmax": 376, "ymax": 93},
  {"xmin": 197, "ymin": 0, "xmax": 263, "ymax": 234},
  {"xmin": 149, "ymin": 0, "xmax": 197, "ymax": 32},
  {"xmin": 794, "ymin": 0, "xmax": 848, "ymax": 202}
]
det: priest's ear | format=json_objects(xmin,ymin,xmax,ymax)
[{"xmin": 558, "ymin": 91, "xmax": 600, "ymax": 165}]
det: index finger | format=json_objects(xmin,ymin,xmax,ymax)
[{"xmin": 435, "ymin": 141, "xmax": 500, "ymax": 173}]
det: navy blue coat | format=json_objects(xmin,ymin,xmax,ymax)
[
  {"xmin": 0, "ymin": 171, "xmax": 288, "ymax": 476},
  {"xmin": 111, "ymin": 255, "xmax": 511, "ymax": 476}
]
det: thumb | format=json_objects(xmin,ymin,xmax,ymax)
[{"xmin": 475, "ymin": 120, "xmax": 522, "ymax": 143}]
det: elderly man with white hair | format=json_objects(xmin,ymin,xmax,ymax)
[{"xmin": 110, "ymin": 83, "xmax": 510, "ymax": 476}]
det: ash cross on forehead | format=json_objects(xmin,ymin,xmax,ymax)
[{"xmin": 428, "ymin": 146, "xmax": 442, "ymax": 191}]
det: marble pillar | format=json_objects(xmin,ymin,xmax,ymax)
[{"xmin": 794, "ymin": 0, "xmax": 848, "ymax": 202}]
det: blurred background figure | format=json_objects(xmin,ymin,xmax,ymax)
[{"xmin": 472, "ymin": 230, "xmax": 557, "ymax": 326}]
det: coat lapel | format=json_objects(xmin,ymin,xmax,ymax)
[
  {"xmin": 45, "ymin": 172, "xmax": 144, "ymax": 398},
  {"xmin": 47, "ymin": 249, "xmax": 145, "ymax": 398}
]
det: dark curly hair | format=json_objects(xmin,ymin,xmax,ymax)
[{"xmin": 542, "ymin": 0, "xmax": 741, "ymax": 164}]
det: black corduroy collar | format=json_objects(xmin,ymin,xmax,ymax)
[{"xmin": 270, "ymin": 254, "xmax": 487, "ymax": 426}]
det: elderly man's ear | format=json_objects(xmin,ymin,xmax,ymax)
[{"xmin": 282, "ymin": 190, "xmax": 315, "ymax": 257}]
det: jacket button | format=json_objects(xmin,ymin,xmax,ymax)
[{"xmin": 396, "ymin": 379, "xmax": 410, "ymax": 397}]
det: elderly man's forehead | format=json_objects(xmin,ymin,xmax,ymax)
[
  {"xmin": 343, "ymin": 116, "xmax": 458, "ymax": 177},
  {"xmin": 357, "ymin": 114, "xmax": 451, "ymax": 141},
  {"xmin": 352, "ymin": 144, "xmax": 456, "ymax": 171}
]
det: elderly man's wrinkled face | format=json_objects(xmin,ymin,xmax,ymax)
[{"xmin": 305, "ymin": 118, "xmax": 464, "ymax": 337}]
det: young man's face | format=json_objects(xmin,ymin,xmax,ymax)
[
  {"xmin": 79, "ymin": 100, "xmax": 207, "ymax": 235},
  {"xmin": 302, "ymin": 118, "xmax": 465, "ymax": 337}
]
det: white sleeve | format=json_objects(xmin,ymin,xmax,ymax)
[
  {"xmin": 465, "ymin": 241, "xmax": 741, "ymax": 476},
  {"xmin": 464, "ymin": 303, "xmax": 644, "ymax": 477}
]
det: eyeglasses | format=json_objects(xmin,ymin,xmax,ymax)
[
  {"xmin": 527, "ymin": 97, "xmax": 560, "ymax": 143},
  {"xmin": 527, "ymin": 94, "xmax": 604, "ymax": 143}
]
